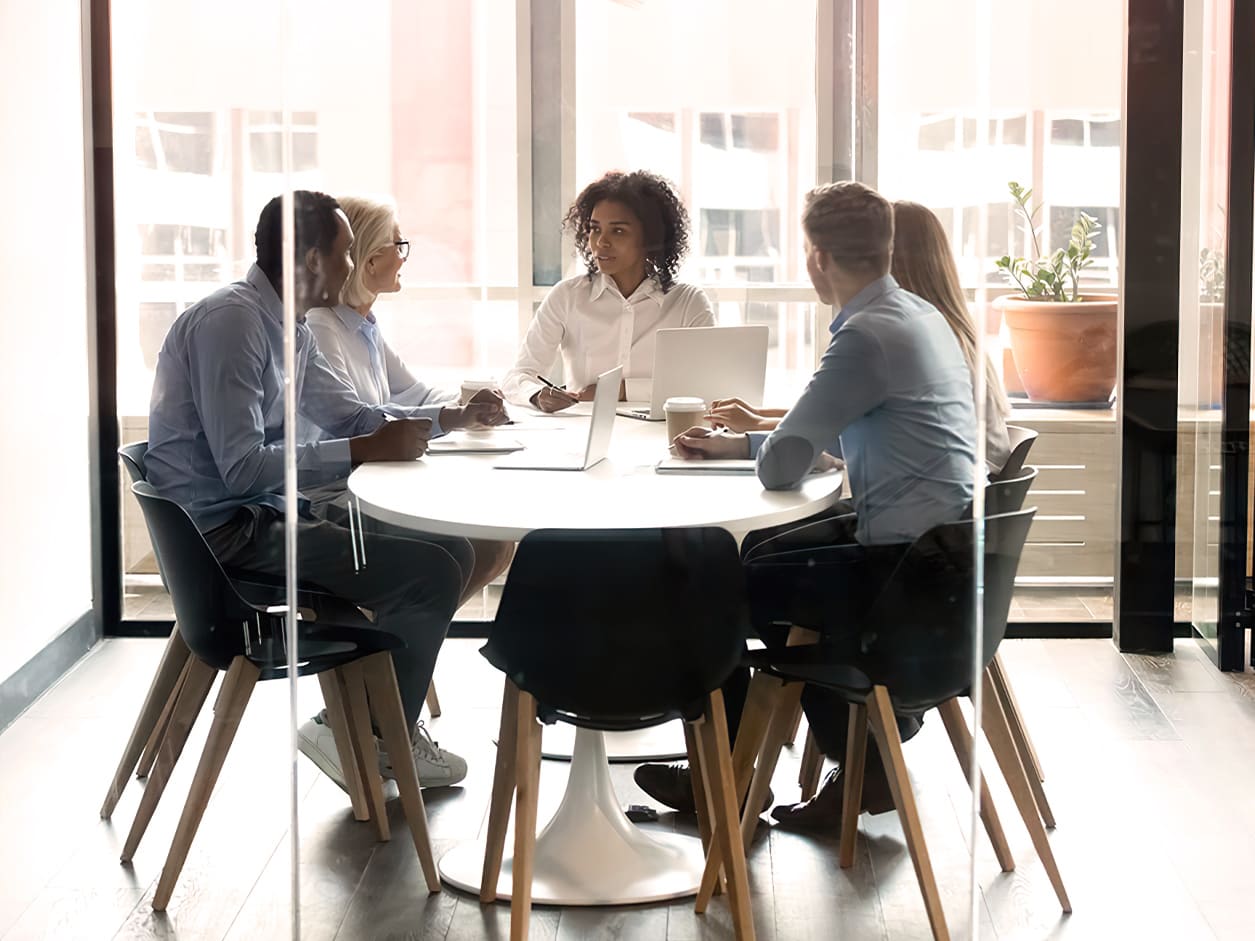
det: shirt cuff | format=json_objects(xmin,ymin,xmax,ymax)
[
  {"xmin": 320, "ymin": 437, "xmax": 353, "ymax": 476},
  {"xmin": 747, "ymin": 431, "xmax": 769, "ymax": 459}
]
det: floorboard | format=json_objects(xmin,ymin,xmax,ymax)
[{"xmin": 3, "ymin": 637, "xmax": 1253, "ymax": 939}]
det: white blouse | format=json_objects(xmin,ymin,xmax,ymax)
[
  {"xmin": 300, "ymin": 304, "xmax": 456, "ymax": 441},
  {"xmin": 501, "ymin": 273, "xmax": 716, "ymax": 406}
]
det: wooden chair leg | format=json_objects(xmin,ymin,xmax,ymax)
[
  {"xmin": 152, "ymin": 657, "xmax": 260, "ymax": 911},
  {"xmin": 839, "ymin": 703, "xmax": 869, "ymax": 869},
  {"xmin": 684, "ymin": 720, "xmax": 716, "ymax": 857},
  {"xmin": 510, "ymin": 689, "xmax": 543, "ymax": 941},
  {"xmin": 989, "ymin": 652, "xmax": 1045, "ymax": 783},
  {"xmin": 137, "ymin": 657, "xmax": 190, "ymax": 780},
  {"xmin": 120, "ymin": 656, "xmax": 217, "ymax": 863},
  {"xmin": 988, "ymin": 656, "xmax": 1055, "ymax": 828},
  {"xmin": 338, "ymin": 662, "xmax": 390, "ymax": 842},
  {"xmin": 480, "ymin": 679, "xmax": 520, "ymax": 902},
  {"xmin": 696, "ymin": 675, "xmax": 799, "ymax": 912},
  {"xmin": 727, "ymin": 670, "xmax": 782, "ymax": 812},
  {"xmin": 696, "ymin": 689, "xmax": 756, "ymax": 941},
  {"xmin": 798, "ymin": 729, "xmax": 823, "ymax": 801},
  {"xmin": 360, "ymin": 652, "xmax": 440, "ymax": 892},
  {"xmin": 425, "ymin": 680, "xmax": 442, "ymax": 719},
  {"xmin": 318, "ymin": 669, "xmax": 370, "ymax": 822},
  {"xmin": 937, "ymin": 698, "xmax": 1015, "ymax": 873},
  {"xmin": 867, "ymin": 686, "xmax": 949, "ymax": 941},
  {"xmin": 101, "ymin": 625, "xmax": 190, "ymax": 817},
  {"xmin": 783, "ymin": 699, "xmax": 803, "ymax": 747},
  {"xmin": 979, "ymin": 671, "xmax": 1071, "ymax": 913}
]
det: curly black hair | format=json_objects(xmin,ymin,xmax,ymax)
[{"xmin": 563, "ymin": 170, "xmax": 691, "ymax": 293}]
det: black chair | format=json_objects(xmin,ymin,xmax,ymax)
[
  {"xmin": 476, "ymin": 527, "xmax": 756, "ymax": 940},
  {"xmin": 104, "ymin": 442, "xmax": 437, "ymax": 830},
  {"xmin": 125, "ymin": 482, "xmax": 441, "ymax": 912},
  {"xmin": 722, "ymin": 509, "xmax": 1069, "ymax": 940},
  {"xmin": 1000, "ymin": 425, "xmax": 1039, "ymax": 479}
]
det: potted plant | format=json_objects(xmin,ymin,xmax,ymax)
[{"xmin": 994, "ymin": 181, "xmax": 1118, "ymax": 403}]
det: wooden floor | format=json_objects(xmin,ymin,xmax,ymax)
[{"xmin": 3, "ymin": 636, "xmax": 1254, "ymax": 940}]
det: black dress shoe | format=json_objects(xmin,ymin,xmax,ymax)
[
  {"xmin": 634, "ymin": 762, "xmax": 697, "ymax": 813},
  {"xmin": 634, "ymin": 762, "xmax": 775, "ymax": 815},
  {"xmin": 771, "ymin": 764, "xmax": 896, "ymax": 832}
]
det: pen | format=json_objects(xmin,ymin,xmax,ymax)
[{"xmin": 536, "ymin": 374, "xmax": 567, "ymax": 392}]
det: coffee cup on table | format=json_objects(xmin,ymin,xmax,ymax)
[
  {"xmin": 459, "ymin": 378, "xmax": 497, "ymax": 405},
  {"xmin": 664, "ymin": 396, "xmax": 707, "ymax": 444}
]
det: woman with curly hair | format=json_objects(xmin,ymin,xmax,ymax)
[{"xmin": 502, "ymin": 170, "xmax": 715, "ymax": 411}]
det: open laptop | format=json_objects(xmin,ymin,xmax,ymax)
[
  {"xmin": 618, "ymin": 324, "xmax": 770, "ymax": 421},
  {"xmin": 494, "ymin": 366, "xmax": 622, "ymax": 471}
]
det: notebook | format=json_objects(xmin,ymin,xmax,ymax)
[
  {"xmin": 618, "ymin": 325, "xmax": 770, "ymax": 421},
  {"xmin": 494, "ymin": 366, "xmax": 622, "ymax": 471},
  {"xmin": 426, "ymin": 430, "xmax": 525, "ymax": 454}
]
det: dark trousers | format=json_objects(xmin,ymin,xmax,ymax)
[
  {"xmin": 204, "ymin": 483, "xmax": 472, "ymax": 726},
  {"xmin": 723, "ymin": 502, "xmax": 918, "ymax": 775}
]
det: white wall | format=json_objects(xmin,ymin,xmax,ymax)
[{"xmin": 0, "ymin": 0, "xmax": 94, "ymax": 680}]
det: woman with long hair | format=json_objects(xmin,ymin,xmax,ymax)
[{"xmin": 501, "ymin": 170, "xmax": 715, "ymax": 411}]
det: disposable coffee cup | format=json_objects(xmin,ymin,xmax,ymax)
[
  {"xmin": 460, "ymin": 378, "xmax": 496, "ymax": 405},
  {"xmin": 664, "ymin": 396, "xmax": 707, "ymax": 443}
]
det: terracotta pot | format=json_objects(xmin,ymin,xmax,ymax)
[{"xmin": 996, "ymin": 293, "xmax": 1119, "ymax": 403}]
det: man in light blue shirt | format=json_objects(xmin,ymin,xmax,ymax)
[
  {"xmin": 636, "ymin": 181, "xmax": 978, "ymax": 828},
  {"xmin": 147, "ymin": 191, "xmax": 501, "ymax": 790}
]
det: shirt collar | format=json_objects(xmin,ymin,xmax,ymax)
[
  {"xmin": 588, "ymin": 271, "xmax": 661, "ymax": 303},
  {"xmin": 246, "ymin": 264, "xmax": 284, "ymax": 324},
  {"xmin": 328, "ymin": 303, "xmax": 374, "ymax": 331},
  {"xmin": 829, "ymin": 273, "xmax": 899, "ymax": 334}
]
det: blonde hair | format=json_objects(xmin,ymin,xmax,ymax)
[
  {"xmin": 337, "ymin": 194, "xmax": 398, "ymax": 309},
  {"xmin": 891, "ymin": 200, "xmax": 1010, "ymax": 417},
  {"xmin": 802, "ymin": 181, "xmax": 893, "ymax": 273}
]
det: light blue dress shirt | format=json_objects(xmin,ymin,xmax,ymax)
[
  {"xmin": 299, "ymin": 304, "xmax": 456, "ymax": 443},
  {"xmin": 749, "ymin": 275, "xmax": 977, "ymax": 545},
  {"xmin": 146, "ymin": 265, "xmax": 412, "ymax": 532}
]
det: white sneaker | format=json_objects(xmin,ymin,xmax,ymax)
[
  {"xmin": 379, "ymin": 720, "xmax": 468, "ymax": 788},
  {"xmin": 297, "ymin": 710, "xmax": 349, "ymax": 794}
]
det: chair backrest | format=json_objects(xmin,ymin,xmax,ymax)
[
  {"xmin": 119, "ymin": 441, "xmax": 149, "ymax": 484},
  {"xmin": 480, "ymin": 527, "xmax": 750, "ymax": 728},
  {"xmin": 131, "ymin": 482, "xmax": 267, "ymax": 669},
  {"xmin": 985, "ymin": 465, "xmax": 1038, "ymax": 516},
  {"xmin": 997, "ymin": 425, "xmax": 1038, "ymax": 479},
  {"xmin": 854, "ymin": 507, "xmax": 1035, "ymax": 713}
]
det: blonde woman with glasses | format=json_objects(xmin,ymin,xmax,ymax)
[{"xmin": 297, "ymin": 194, "xmax": 515, "ymax": 792}]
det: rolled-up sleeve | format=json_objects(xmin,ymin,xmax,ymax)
[{"xmin": 756, "ymin": 323, "xmax": 887, "ymax": 490}]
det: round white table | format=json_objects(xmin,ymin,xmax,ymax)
[{"xmin": 349, "ymin": 410, "xmax": 842, "ymax": 905}]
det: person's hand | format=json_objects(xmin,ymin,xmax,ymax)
[
  {"xmin": 706, "ymin": 400, "xmax": 771, "ymax": 432},
  {"xmin": 350, "ymin": 417, "xmax": 433, "ymax": 464},
  {"xmin": 814, "ymin": 452, "xmax": 844, "ymax": 472},
  {"xmin": 441, "ymin": 388, "xmax": 510, "ymax": 429},
  {"xmin": 575, "ymin": 379, "xmax": 627, "ymax": 401},
  {"xmin": 531, "ymin": 385, "xmax": 580, "ymax": 412},
  {"xmin": 672, "ymin": 426, "xmax": 750, "ymax": 461},
  {"xmin": 709, "ymin": 396, "xmax": 755, "ymax": 412}
]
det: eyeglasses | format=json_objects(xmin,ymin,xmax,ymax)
[{"xmin": 393, "ymin": 239, "xmax": 410, "ymax": 260}]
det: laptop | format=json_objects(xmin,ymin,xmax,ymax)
[
  {"xmin": 618, "ymin": 325, "xmax": 770, "ymax": 421},
  {"xmin": 494, "ymin": 366, "xmax": 622, "ymax": 471}
]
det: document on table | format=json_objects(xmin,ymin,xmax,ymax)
[
  {"xmin": 654, "ymin": 459, "xmax": 841, "ymax": 476},
  {"xmin": 426, "ymin": 430, "xmax": 526, "ymax": 454}
]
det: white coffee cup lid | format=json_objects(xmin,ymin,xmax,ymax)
[{"xmin": 663, "ymin": 396, "xmax": 706, "ymax": 411}]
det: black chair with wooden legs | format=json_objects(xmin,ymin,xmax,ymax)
[
  {"xmin": 716, "ymin": 509, "xmax": 1069, "ymax": 941},
  {"xmin": 103, "ymin": 442, "xmax": 412, "ymax": 834},
  {"xmin": 124, "ymin": 482, "xmax": 442, "ymax": 912},
  {"xmin": 477, "ymin": 527, "xmax": 757, "ymax": 941}
]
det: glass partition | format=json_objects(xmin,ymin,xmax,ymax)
[{"xmin": 1180, "ymin": 0, "xmax": 1235, "ymax": 646}]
